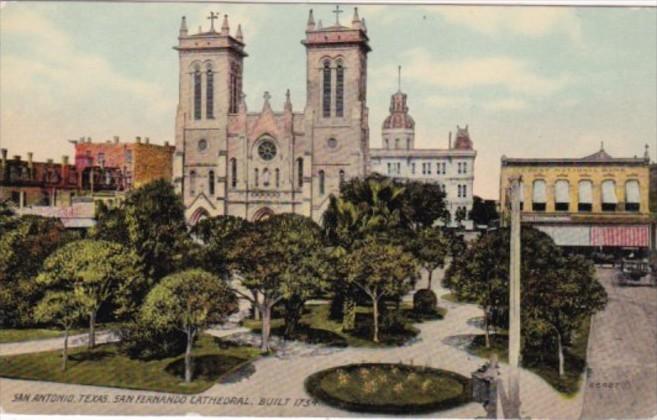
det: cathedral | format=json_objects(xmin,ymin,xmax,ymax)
[{"xmin": 173, "ymin": 8, "xmax": 371, "ymax": 224}]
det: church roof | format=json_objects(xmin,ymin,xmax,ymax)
[
  {"xmin": 502, "ymin": 144, "xmax": 649, "ymax": 166},
  {"xmin": 382, "ymin": 91, "xmax": 415, "ymax": 130}
]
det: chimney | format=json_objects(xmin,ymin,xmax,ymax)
[
  {"xmin": 136, "ymin": 136, "xmax": 142, "ymax": 144},
  {"xmin": 62, "ymin": 155, "xmax": 69, "ymax": 165},
  {"xmin": 14, "ymin": 155, "xmax": 21, "ymax": 161},
  {"xmin": 114, "ymin": 136, "xmax": 120, "ymax": 144},
  {"xmin": 47, "ymin": 158, "xmax": 53, "ymax": 165},
  {"xmin": 164, "ymin": 141, "xmax": 170, "ymax": 147},
  {"xmin": 62, "ymin": 155, "xmax": 70, "ymax": 181},
  {"xmin": 145, "ymin": 137, "xmax": 150, "ymax": 144},
  {"xmin": 79, "ymin": 136, "xmax": 85, "ymax": 143},
  {"xmin": 86, "ymin": 137, "xmax": 92, "ymax": 143},
  {"xmin": 448, "ymin": 131, "xmax": 452, "ymax": 149},
  {"xmin": 27, "ymin": 153, "xmax": 34, "ymax": 175}
]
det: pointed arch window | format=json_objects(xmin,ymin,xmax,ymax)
[
  {"xmin": 339, "ymin": 169, "xmax": 345, "ymax": 185},
  {"xmin": 336, "ymin": 61, "xmax": 344, "ymax": 117},
  {"xmin": 319, "ymin": 170, "xmax": 325, "ymax": 195},
  {"xmin": 206, "ymin": 67, "xmax": 214, "ymax": 119},
  {"xmin": 297, "ymin": 158, "xmax": 303, "ymax": 188},
  {"xmin": 189, "ymin": 170, "xmax": 197, "ymax": 195},
  {"xmin": 322, "ymin": 60, "xmax": 331, "ymax": 118},
  {"xmin": 254, "ymin": 168, "xmax": 259, "ymax": 188},
  {"xmin": 275, "ymin": 168, "xmax": 280, "ymax": 188},
  {"xmin": 230, "ymin": 158, "xmax": 237, "ymax": 188},
  {"xmin": 193, "ymin": 67, "xmax": 202, "ymax": 120},
  {"xmin": 208, "ymin": 170, "xmax": 215, "ymax": 195},
  {"xmin": 229, "ymin": 63, "xmax": 240, "ymax": 113}
]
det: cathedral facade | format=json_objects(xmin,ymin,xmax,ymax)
[{"xmin": 173, "ymin": 9, "xmax": 370, "ymax": 224}]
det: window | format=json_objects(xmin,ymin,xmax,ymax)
[
  {"xmin": 442, "ymin": 162, "xmax": 446, "ymax": 174},
  {"xmin": 555, "ymin": 180, "xmax": 570, "ymax": 212},
  {"xmin": 384, "ymin": 139, "xmax": 389, "ymax": 149},
  {"xmin": 396, "ymin": 162, "xmax": 401, "ymax": 175},
  {"xmin": 387, "ymin": 162, "xmax": 392, "ymax": 175},
  {"xmin": 193, "ymin": 67, "xmax": 202, "ymax": 120},
  {"xmin": 406, "ymin": 138, "xmax": 411, "ymax": 150},
  {"xmin": 319, "ymin": 170, "xmax": 325, "ymax": 195},
  {"xmin": 198, "ymin": 138, "xmax": 208, "ymax": 152},
  {"xmin": 230, "ymin": 63, "xmax": 240, "ymax": 113},
  {"xmin": 578, "ymin": 180, "xmax": 592, "ymax": 212},
  {"xmin": 463, "ymin": 184, "xmax": 467, "ymax": 198},
  {"xmin": 190, "ymin": 170, "xmax": 197, "ymax": 195},
  {"xmin": 335, "ymin": 62, "xmax": 344, "ymax": 117},
  {"xmin": 422, "ymin": 163, "xmax": 426, "ymax": 175},
  {"xmin": 436, "ymin": 162, "xmax": 441, "ymax": 175},
  {"xmin": 206, "ymin": 68, "xmax": 214, "ymax": 118},
  {"xmin": 275, "ymin": 168, "xmax": 280, "ymax": 188},
  {"xmin": 457, "ymin": 163, "xmax": 462, "ymax": 174},
  {"xmin": 11, "ymin": 191, "xmax": 20, "ymax": 205},
  {"xmin": 457, "ymin": 185, "xmax": 462, "ymax": 198},
  {"xmin": 339, "ymin": 170, "xmax": 345, "ymax": 185},
  {"xmin": 263, "ymin": 168, "xmax": 270, "ymax": 187},
  {"xmin": 327, "ymin": 138, "xmax": 337, "ymax": 149},
  {"xmin": 97, "ymin": 153, "xmax": 105, "ymax": 167},
  {"xmin": 532, "ymin": 180, "xmax": 546, "ymax": 212},
  {"xmin": 208, "ymin": 170, "xmax": 215, "ymax": 195},
  {"xmin": 427, "ymin": 163, "xmax": 432, "ymax": 175},
  {"xmin": 411, "ymin": 163, "xmax": 415, "ymax": 174},
  {"xmin": 463, "ymin": 162, "xmax": 467, "ymax": 174},
  {"xmin": 254, "ymin": 168, "xmax": 259, "ymax": 187},
  {"xmin": 258, "ymin": 140, "xmax": 277, "ymax": 160},
  {"xmin": 297, "ymin": 158, "xmax": 303, "ymax": 188},
  {"xmin": 601, "ymin": 180, "xmax": 617, "ymax": 212},
  {"xmin": 322, "ymin": 61, "xmax": 331, "ymax": 118},
  {"xmin": 125, "ymin": 150, "xmax": 133, "ymax": 165},
  {"xmin": 230, "ymin": 158, "xmax": 237, "ymax": 188},
  {"xmin": 625, "ymin": 180, "xmax": 640, "ymax": 212},
  {"xmin": 395, "ymin": 138, "xmax": 399, "ymax": 149}
]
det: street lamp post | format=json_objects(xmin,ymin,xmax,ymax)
[{"xmin": 506, "ymin": 175, "xmax": 522, "ymax": 418}]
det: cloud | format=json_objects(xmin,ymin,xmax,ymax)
[
  {"xmin": 401, "ymin": 48, "xmax": 571, "ymax": 96},
  {"xmin": 1, "ymin": 7, "xmax": 175, "ymax": 158},
  {"xmin": 483, "ymin": 98, "xmax": 528, "ymax": 111},
  {"xmin": 427, "ymin": 6, "xmax": 583, "ymax": 42}
]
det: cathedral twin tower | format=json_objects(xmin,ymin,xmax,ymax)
[{"xmin": 173, "ymin": 8, "xmax": 371, "ymax": 224}]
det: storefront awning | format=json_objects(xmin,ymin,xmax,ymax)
[{"xmin": 591, "ymin": 225, "xmax": 650, "ymax": 247}]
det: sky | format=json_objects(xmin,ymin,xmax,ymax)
[{"xmin": 1, "ymin": 2, "xmax": 655, "ymax": 199}]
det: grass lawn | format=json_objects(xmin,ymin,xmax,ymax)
[
  {"xmin": 243, "ymin": 303, "xmax": 439, "ymax": 348},
  {"xmin": 0, "ymin": 323, "xmax": 123, "ymax": 344},
  {"xmin": 465, "ymin": 317, "xmax": 591, "ymax": 396},
  {"xmin": 0, "ymin": 334, "xmax": 261, "ymax": 394}
]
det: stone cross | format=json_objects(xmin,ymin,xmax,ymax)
[
  {"xmin": 208, "ymin": 11, "xmax": 219, "ymax": 31},
  {"xmin": 332, "ymin": 5, "xmax": 343, "ymax": 25}
]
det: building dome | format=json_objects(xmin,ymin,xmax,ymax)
[{"xmin": 382, "ymin": 91, "xmax": 415, "ymax": 130}]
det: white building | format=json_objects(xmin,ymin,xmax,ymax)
[{"xmin": 369, "ymin": 83, "xmax": 476, "ymax": 228}]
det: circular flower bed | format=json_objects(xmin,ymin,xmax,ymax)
[{"xmin": 304, "ymin": 363, "xmax": 471, "ymax": 414}]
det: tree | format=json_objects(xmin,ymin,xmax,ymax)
[
  {"xmin": 140, "ymin": 269, "xmax": 237, "ymax": 383},
  {"xmin": 92, "ymin": 180, "xmax": 190, "ymax": 282},
  {"xmin": 409, "ymin": 226, "xmax": 448, "ymax": 290},
  {"xmin": 192, "ymin": 215, "xmax": 252, "ymax": 281},
  {"xmin": 37, "ymin": 240, "xmax": 145, "ymax": 348},
  {"xmin": 0, "ymin": 215, "xmax": 72, "ymax": 327},
  {"xmin": 455, "ymin": 207, "xmax": 467, "ymax": 227},
  {"xmin": 343, "ymin": 239, "xmax": 418, "ymax": 342},
  {"xmin": 469, "ymin": 196, "xmax": 499, "ymax": 227},
  {"xmin": 34, "ymin": 291, "xmax": 85, "ymax": 371},
  {"xmin": 401, "ymin": 181, "xmax": 449, "ymax": 231},
  {"xmin": 527, "ymin": 255, "xmax": 607, "ymax": 376},
  {"xmin": 228, "ymin": 214, "xmax": 330, "ymax": 350}
]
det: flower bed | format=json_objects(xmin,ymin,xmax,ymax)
[{"xmin": 304, "ymin": 363, "xmax": 471, "ymax": 414}]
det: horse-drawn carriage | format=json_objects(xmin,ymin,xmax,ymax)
[{"xmin": 619, "ymin": 259, "xmax": 656, "ymax": 286}]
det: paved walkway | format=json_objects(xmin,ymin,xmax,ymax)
[
  {"xmin": 0, "ymin": 331, "xmax": 119, "ymax": 357},
  {"xmin": 580, "ymin": 267, "xmax": 657, "ymax": 419},
  {"xmin": 1, "ymin": 269, "xmax": 583, "ymax": 417}
]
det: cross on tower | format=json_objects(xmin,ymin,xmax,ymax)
[
  {"xmin": 332, "ymin": 5, "xmax": 343, "ymax": 25},
  {"xmin": 263, "ymin": 91, "xmax": 271, "ymax": 102},
  {"xmin": 208, "ymin": 11, "xmax": 219, "ymax": 31}
]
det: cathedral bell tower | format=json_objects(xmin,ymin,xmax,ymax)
[
  {"xmin": 302, "ymin": 7, "xmax": 371, "ymax": 219},
  {"xmin": 173, "ymin": 13, "xmax": 246, "ymax": 220}
]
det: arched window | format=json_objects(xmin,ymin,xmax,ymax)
[
  {"xmin": 406, "ymin": 138, "xmax": 411, "ymax": 150},
  {"xmin": 335, "ymin": 61, "xmax": 344, "ymax": 117},
  {"xmin": 625, "ymin": 180, "xmax": 640, "ymax": 212},
  {"xmin": 206, "ymin": 67, "xmax": 214, "ymax": 118},
  {"xmin": 262, "ymin": 168, "xmax": 270, "ymax": 187},
  {"xmin": 578, "ymin": 180, "xmax": 593, "ymax": 212},
  {"xmin": 230, "ymin": 158, "xmax": 237, "ymax": 188},
  {"xmin": 319, "ymin": 170, "xmax": 325, "ymax": 195},
  {"xmin": 322, "ymin": 60, "xmax": 331, "ymax": 118},
  {"xmin": 384, "ymin": 138, "xmax": 389, "ymax": 149},
  {"xmin": 229, "ymin": 63, "xmax": 238, "ymax": 113},
  {"xmin": 275, "ymin": 168, "xmax": 280, "ymax": 188},
  {"xmin": 190, "ymin": 170, "xmax": 197, "ymax": 195},
  {"xmin": 555, "ymin": 180, "xmax": 570, "ymax": 211},
  {"xmin": 208, "ymin": 170, "xmax": 215, "ymax": 195},
  {"xmin": 297, "ymin": 158, "xmax": 303, "ymax": 188},
  {"xmin": 601, "ymin": 180, "xmax": 617, "ymax": 212},
  {"xmin": 193, "ymin": 66, "xmax": 202, "ymax": 120},
  {"xmin": 532, "ymin": 180, "xmax": 546, "ymax": 211},
  {"xmin": 254, "ymin": 168, "xmax": 259, "ymax": 187},
  {"xmin": 339, "ymin": 169, "xmax": 345, "ymax": 185}
]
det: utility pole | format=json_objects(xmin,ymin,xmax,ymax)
[{"xmin": 506, "ymin": 175, "xmax": 522, "ymax": 418}]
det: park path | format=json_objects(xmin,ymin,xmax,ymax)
[
  {"xmin": 0, "ymin": 331, "xmax": 119, "ymax": 357},
  {"xmin": 580, "ymin": 268, "xmax": 657, "ymax": 419},
  {"xmin": 1, "ymin": 268, "xmax": 583, "ymax": 418}
]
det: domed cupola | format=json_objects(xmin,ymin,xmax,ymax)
[
  {"xmin": 381, "ymin": 66, "xmax": 415, "ymax": 150},
  {"xmin": 453, "ymin": 125, "xmax": 473, "ymax": 150}
]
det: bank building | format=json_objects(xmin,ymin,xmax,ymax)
[{"xmin": 173, "ymin": 9, "xmax": 371, "ymax": 224}]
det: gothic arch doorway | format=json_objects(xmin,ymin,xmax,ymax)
[
  {"xmin": 190, "ymin": 207, "xmax": 210, "ymax": 225},
  {"xmin": 252, "ymin": 207, "xmax": 274, "ymax": 222}
]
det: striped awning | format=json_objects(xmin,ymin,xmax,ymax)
[{"xmin": 590, "ymin": 225, "xmax": 650, "ymax": 247}]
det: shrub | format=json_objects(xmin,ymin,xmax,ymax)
[
  {"xmin": 413, "ymin": 289, "xmax": 437, "ymax": 315},
  {"xmin": 117, "ymin": 321, "xmax": 188, "ymax": 360}
]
